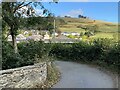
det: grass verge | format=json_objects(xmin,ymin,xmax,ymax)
[{"xmin": 41, "ymin": 62, "xmax": 61, "ymax": 89}]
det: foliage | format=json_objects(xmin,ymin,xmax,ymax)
[
  {"xmin": 106, "ymin": 41, "xmax": 120, "ymax": 69},
  {"xmin": 18, "ymin": 41, "xmax": 53, "ymax": 63},
  {"xmin": 25, "ymin": 17, "xmax": 54, "ymax": 31},
  {"xmin": 2, "ymin": 2, "xmax": 53, "ymax": 53},
  {"xmin": 2, "ymin": 20, "xmax": 9, "ymax": 40},
  {"xmin": 67, "ymin": 35, "xmax": 78, "ymax": 39},
  {"xmin": 2, "ymin": 41, "xmax": 53, "ymax": 70},
  {"xmin": 50, "ymin": 39, "xmax": 119, "ymax": 72},
  {"xmin": 47, "ymin": 23, "xmax": 54, "ymax": 35},
  {"xmin": 83, "ymin": 25, "xmax": 99, "ymax": 37},
  {"xmin": 3, "ymin": 38, "xmax": 119, "ymax": 72},
  {"xmin": 2, "ymin": 41, "xmax": 23, "ymax": 70},
  {"xmin": 56, "ymin": 18, "xmax": 66, "ymax": 27},
  {"xmin": 80, "ymin": 32, "xmax": 84, "ymax": 36},
  {"xmin": 78, "ymin": 14, "xmax": 87, "ymax": 19},
  {"xmin": 43, "ymin": 62, "xmax": 60, "ymax": 88}
]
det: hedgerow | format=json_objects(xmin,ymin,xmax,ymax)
[{"xmin": 2, "ymin": 38, "xmax": 119, "ymax": 72}]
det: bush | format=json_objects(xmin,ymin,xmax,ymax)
[
  {"xmin": 18, "ymin": 40, "xmax": 53, "ymax": 63},
  {"xmin": 49, "ymin": 39, "xmax": 120, "ymax": 72},
  {"xmin": 106, "ymin": 42, "xmax": 120, "ymax": 69},
  {"xmin": 3, "ymin": 38, "xmax": 119, "ymax": 72},
  {"xmin": 67, "ymin": 35, "xmax": 78, "ymax": 39},
  {"xmin": 2, "ymin": 41, "xmax": 23, "ymax": 70},
  {"xmin": 50, "ymin": 43, "xmax": 72, "ymax": 60},
  {"xmin": 2, "ymin": 40, "xmax": 53, "ymax": 70}
]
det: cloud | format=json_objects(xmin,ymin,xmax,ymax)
[{"xmin": 61, "ymin": 9, "xmax": 83, "ymax": 17}]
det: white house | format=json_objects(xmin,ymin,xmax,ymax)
[
  {"xmin": 55, "ymin": 32, "xmax": 58, "ymax": 36},
  {"xmin": 61, "ymin": 32, "xmax": 70, "ymax": 36},
  {"xmin": 71, "ymin": 32, "xmax": 80, "ymax": 36},
  {"xmin": 8, "ymin": 34, "xmax": 26, "ymax": 43},
  {"xmin": 24, "ymin": 31, "xmax": 29, "ymax": 35},
  {"xmin": 16, "ymin": 34, "xmax": 26, "ymax": 43},
  {"xmin": 44, "ymin": 32, "xmax": 50, "ymax": 40},
  {"xmin": 16, "ymin": 34, "xmax": 26, "ymax": 40}
]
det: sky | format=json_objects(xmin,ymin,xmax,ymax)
[
  {"xmin": 1, "ymin": 0, "xmax": 119, "ymax": 2},
  {"xmin": 36, "ymin": 2, "xmax": 118, "ymax": 23},
  {"xmin": 0, "ymin": 1, "xmax": 118, "ymax": 22}
]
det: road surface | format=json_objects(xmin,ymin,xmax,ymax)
[{"xmin": 52, "ymin": 61, "xmax": 117, "ymax": 88}]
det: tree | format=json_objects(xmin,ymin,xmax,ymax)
[
  {"xmin": 25, "ymin": 16, "xmax": 54, "ymax": 35},
  {"xmin": 87, "ymin": 25, "xmax": 99, "ymax": 34},
  {"xmin": 78, "ymin": 15, "xmax": 82, "ymax": 18},
  {"xmin": 80, "ymin": 32, "xmax": 84, "ymax": 36},
  {"xmin": 83, "ymin": 25, "xmax": 99, "ymax": 38},
  {"xmin": 2, "ymin": 2, "xmax": 54, "ymax": 53},
  {"xmin": 47, "ymin": 23, "xmax": 54, "ymax": 35},
  {"xmin": 84, "ymin": 31, "xmax": 92, "ymax": 37},
  {"xmin": 56, "ymin": 29, "xmax": 61, "ymax": 36},
  {"xmin": 92, "ymin": 25, "xmax": 99, "ymax": 33},
  {"xmin": 78, "ymin": 14, "xmax": 87, "ymax": 19},
  {"xmin": 64, "ymin": 16, "xmax": 71, "ymax": 18}
]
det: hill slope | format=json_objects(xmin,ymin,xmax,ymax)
[{"xmin": 56, "ymin": 17, "xmax": 118, "ymax": 39}]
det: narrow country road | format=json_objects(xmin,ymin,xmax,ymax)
[{"xmin": 52, "ymin": 61, "xmax": 118, "ymax": 88}]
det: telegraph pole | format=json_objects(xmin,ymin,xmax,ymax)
[{"xmin": 53, "ymin": 19, "xmax": 56, "ymax": 38}]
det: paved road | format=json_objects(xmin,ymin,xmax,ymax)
[{"xmin": 52, "ymin": 61, "xmax": 117, "ymax": 88}]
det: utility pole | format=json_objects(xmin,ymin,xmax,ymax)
[{"xmin": 53, "ymin": 19, "xmax": 56, "ymax": 38}]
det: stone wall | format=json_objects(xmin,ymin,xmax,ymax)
[{"xmin": 0, "ymin": 63, "xmax": 47, "ymax": 89}]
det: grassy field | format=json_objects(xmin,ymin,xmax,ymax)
[
  {"xmin": 59, "ymin": 27, "xmax": 85, "ymax": 33},
  {"xmin": 92, "ymin": 33, "xmax": 115, "ymax": 39},
  {"xmin": 57, "ymin": 17, "xmax": 118, "ymax": 39}
]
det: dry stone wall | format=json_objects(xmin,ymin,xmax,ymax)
[{"xmin": 0, "ymin": 63, "xmax": 47, "ymax": 89}]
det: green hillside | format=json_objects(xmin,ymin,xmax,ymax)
[{"xmin": 56, "ymin": 17, "xmax": 118, "ymax": 40}]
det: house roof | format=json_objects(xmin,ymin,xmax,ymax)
[
  {"xmin": 26, "ymin": 35, "xmax": 43, "ymax": 40},
  {"xmin": 48, "ymin": 35, "xmax": 80, "ymax": 43},
  {"xmin": 55, "ymin": 35, "xmax": 70, "ymax": 40}
]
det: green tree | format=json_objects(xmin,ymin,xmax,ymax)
[
  {"xmin": 2, "ymin": 2, "xmax": 55, "ymax": 53},
  {"xmin": 78, "ymin": 15, "xmax": 82, "ymax": 18},
  {"xmin": 47, "ymin": 23, "xmax": 54, "ymax": 35},
  {"xmin": 80, "ymin": 32, "xmax": 84, "ymax": 36},
  {"xmin": 84, "ymin": 25, "xmax": 99, "ymax": 37}
]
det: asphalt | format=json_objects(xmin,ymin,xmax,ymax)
[{"xmin": 52, "ymin": 61, "xmax": 117, "ymax": 88}]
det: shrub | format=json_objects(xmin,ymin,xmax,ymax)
[
  {"xmin": 49, "ymin": 39, "xmax": 120, "ymax": 72},
  {"xmin": 18, "ymin": 40, "xmax": 52, "ymax": 63},
  {"xmin": 3, "ymin": 38, "xmax": 119, "ymax": 72},
  {"xmin": 106, "ymin": 42, "xmax": 120, "ymax": 68},
  {"xmin": 50, "ymin": 43, "xmax": 72, "ymax": 60},
  {"xmin": 2, "ymin": 41, "xmax": 23, "ymax": 70},
  {"xmin": 67, "ymin": 35, "xmax": 78, "ymax": 39},
  {"xmin": 2, "ymin": 40, "xmax": 53, "ymax": 70}
]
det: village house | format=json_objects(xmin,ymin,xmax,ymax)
[
  {"xmin": 43, "ymin": 32, "xmax": 50, "ymax": 40},
  {"xmin": 61, "ymin": 32, "xmax": 70, "ymax": 36},
  {"xmin": 26, "ymin": 35, "xmax": 43, "ymax": 41},
  {"xmin": 23, "ymin": 31, "xmax": 29, "ymax": 35},
  {"xmin": 71, "ymin": 32, "xmax": 80, "ymax": 36},
  {"xmin": 8, "ymin": 34, "xmax": 26, "ymax": 43}
]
